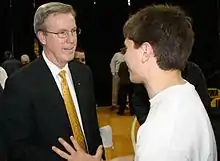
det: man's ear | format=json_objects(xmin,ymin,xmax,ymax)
[
  {"xmin": 141, "ymin": 42, "xmax": 153, "ymax": 63},
  {"xmin": 37, "ymin": 31, "xmax": 46, "ymax": 45}
]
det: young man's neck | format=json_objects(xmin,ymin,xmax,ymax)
[{"xmin": 143, "ymin": 70, "xmax": 185, "ymax": 99}]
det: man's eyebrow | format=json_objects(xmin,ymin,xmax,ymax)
[{"xmin": 58, "ymin": 27, "xmax": 77, "ymax": 31}]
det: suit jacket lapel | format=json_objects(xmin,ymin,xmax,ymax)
[
  {"xmin": 68, "ymin": 62, "xmax": 86, "ymax": 121},
  {"xmin": 36, "ymin": 58, "xmax": 70, "ymax": 129}
]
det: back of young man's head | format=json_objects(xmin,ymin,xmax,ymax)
[{"xmin": 123, "ymin": 4, "xmax": 194, "ymax": 71}]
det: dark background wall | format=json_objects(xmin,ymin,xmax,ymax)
[{"xmin": 1, "ymin": 0, "xmax": 219, "ymax": 106}]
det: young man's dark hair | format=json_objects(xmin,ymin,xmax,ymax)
[{"xmin": 123, "ymin": 4, "xmax": 194, "ymax": 71}]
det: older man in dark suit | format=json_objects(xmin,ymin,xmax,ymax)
[{"xmin": 0, "ymin": 2, "xmax": 104, "ymax": 161}]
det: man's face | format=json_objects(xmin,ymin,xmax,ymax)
[
  {"xmin": 124, "ymin": 38, "xmax": 153, "ymax": 83},
  {"xmin": 38, "ymin": 13, "xmax": 77, "ymax": 66},
  {"xmin": 74, "ymin": 51, "xmax": 86, "ymax": 64},
  {"xmin": 124, "ymin": 38, "xmax": 143, "ymax": 83}
]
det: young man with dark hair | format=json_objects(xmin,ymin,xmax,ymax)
[{"xmin": 121, "ymin": 4, "xmax": 216, "ymax": 161}]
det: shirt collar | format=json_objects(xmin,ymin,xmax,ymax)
[{"xmin": 42, "ymin": 51, "xmax": 69, "ymax": 77}]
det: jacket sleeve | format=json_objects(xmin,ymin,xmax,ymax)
[{"xmin": 1, "ymin": 75, "xmax": 61, "ymax": 161}]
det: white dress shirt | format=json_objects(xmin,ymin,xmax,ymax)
[
  {"xmin": 0, "ymin": 66, "xmax": 8, "ymax": 88},
  {"xmin": 42, "ymin": 52, "xmax": 85, "ymax": 136}
]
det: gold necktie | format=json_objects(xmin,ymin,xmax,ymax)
[{"xmin": 59, "ymin": 70, "xmax": 86, "ymax": 151}]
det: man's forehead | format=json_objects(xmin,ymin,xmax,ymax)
[{"xmin": 45, "ymin": 12, "xmax": 76, "ymax": 29}]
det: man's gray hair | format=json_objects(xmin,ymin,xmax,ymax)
[{"xmin": 33, "ymin": 2, "xmax": 76, "ymax": 34}]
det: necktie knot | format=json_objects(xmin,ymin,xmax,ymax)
[{"xmin": 59, "ymin": 70, "xmax": 66, "ymax": 80}]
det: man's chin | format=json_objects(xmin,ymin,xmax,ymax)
[{"xmin": 65, "ymin": 54, "xmax": 75, "ymax": 61}]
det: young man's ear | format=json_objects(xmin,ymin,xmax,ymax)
[{"xmin": 141, "ymin": 42, "xmax": 153, "ymax": 63}]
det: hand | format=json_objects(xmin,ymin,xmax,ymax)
[{"xmin": 52, "ymin": 136, "xmax": 103, "ymax": 161}]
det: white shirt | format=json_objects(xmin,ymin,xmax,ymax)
[
  {"xmin": 135, "ymin": 82, "xmax": 217, "ymax": 161},
  {"xmin": 42, "ymin": 52, "xmax": 86, "ymax": 137},
  {"xmin": 0, "ymin": 66, "xmax": 8, "ymax": 88},
  {"xmin": 110, "ymin": 52, "xmax": 124, "ymax": 75}
]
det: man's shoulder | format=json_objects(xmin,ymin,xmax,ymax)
[{"xmin": 7, "ymin": 59, "xmax": 43, "ymax": 81}]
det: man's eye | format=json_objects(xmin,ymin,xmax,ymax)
[{"xmin": 60, "ymin": 31, "xmax": 66, "ymax": 35}]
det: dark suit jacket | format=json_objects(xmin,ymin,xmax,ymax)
[
  {"xmin": 132, "ymin": 84, "xmax": 150, "ymax": 125},
  {"xmin": 2, "ymin": 59, "xmax": 21, "ymax": 77},
  {"xmin": 0, "ymin": 84, "xmax": 7, "ymax": 161},
  {"xmin": 0, "ymin": 84, "xmax": 2, "ymax": 98},
  {"xmin": 118, "ymin": 62, "xmax": 130, "ymax": 85},
  {"xmin": 1, "ymin": 57, "xmax": 104, "ymax": 161},
  {"xmin": 182, "ymin": 61, "xmax": 210, "ymax": 110}
]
